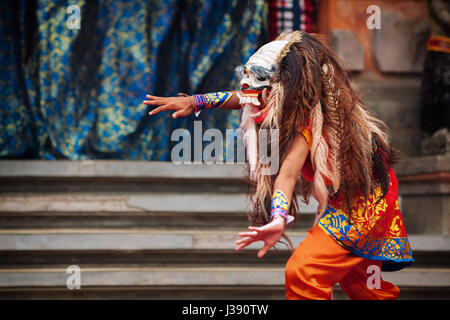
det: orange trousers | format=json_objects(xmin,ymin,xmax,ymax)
[{"xmin": 285, "ymin": 224, "xmax": 400, "ymax": 300}]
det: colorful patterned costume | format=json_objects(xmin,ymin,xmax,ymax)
[
  {"xmin": 299, "ymin": 124, "xmax": 414, "ymax": 271},
  {"xmin": 235, "ymin": 31, "xmax": 413, "ymax": 299}
]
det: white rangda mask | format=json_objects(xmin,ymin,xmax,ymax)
[
  {"xmin": 237, "ymin": 40, "xmax": 290, "ymax": 181},
  {"xmin": 236, "ymin": 40, "xmax": 289, "ymax": 105}
]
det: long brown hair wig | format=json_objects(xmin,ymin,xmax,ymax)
[{"xmin": 248, "ymin": 31, "xmax": 399, "ymax": 246}]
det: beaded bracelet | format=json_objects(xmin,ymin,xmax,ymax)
[
  {"xmin": 270, "ymin": 189, "xmax": 290, "ymax": 221},
  {"xmin": 193, "ymin": 91, "xmax": 232, "ymax": 113}
]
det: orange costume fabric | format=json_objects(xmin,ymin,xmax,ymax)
[
  {"xmin": 285, "ymin": 224, "xmax": 400, "ymax": 300},
  {"xmin": 284, "ymin": 125, "xmax": 414, "ymax": 300}
]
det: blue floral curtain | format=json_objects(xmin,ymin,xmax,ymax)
[{"xmin": 0, "ymin": 0, "xmax": 267, "ymax": 160}]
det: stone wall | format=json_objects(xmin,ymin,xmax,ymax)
[
  {"xmin": 317, "ymin": 0, "xmax": 430, "ymax": 157},
  {"xmin": 395, "ymin": 154, "xmax": 450, "ymax": 236}
]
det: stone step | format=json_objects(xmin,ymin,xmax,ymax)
[
  {"xmin": 0, "ymin": 193, "xmax": 318, "ymax": 229},
  {"xmin": 0, "ymin": 161, "xmax": 249, "ymax": 193},
  {"xmin": 2, "ymin": 285, "xmax": 450, "ymax": 300},
  {"xmin": 1, "ymin": 249, "xmax": 449, "ymax": 270},
  {"xmin": 0, "ymin": 229, "xmax": 449, "ymax": 268},
  {"xmin": 1, "ymin": 160, "xmax": 448, "ymax": 300},
  {"xmin": 0, "ymin": 161, "xmax": 246, "ymax": 180},
  {"xmin": 0, "ymin": 229, "xmax": 306, "ymax": 251},
  {"xmin": 0, "ymin": 193, "xmax": 319, "ymax": 214},
  {"xmin": 0, "ymin": 266, "xmax": 448, "ymax": 300},
  {"xmin": 0, "ymin": 249, "xmax": 291, "ymax": 268},
  {"xmin": 1, "ymin": 229, "xmax": 448, "ymax": 251}
]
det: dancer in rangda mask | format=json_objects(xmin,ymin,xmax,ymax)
[{"xmin": 143, "ymin": 31, "xmax": 414, "ymax": 300}]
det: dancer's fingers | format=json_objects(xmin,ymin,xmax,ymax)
[
  {"xmin": 148, "ymin": 105, "xmax": 172, "ymax": 115},
  {"xmin": 235, "ymin": 243, "xmax": 248, "ymax": 252},
  {"xmin": 236, "ymin": 235, "xmax": 260, "ymax": 244},
  {"xmin": 238, "ymin": 231, "xmax": 258, "ymax": 238},
  {"xmin": 143, "ymin": 99, "xmax": 164, "ymax": 105},
  {"xmin": 235, "ymin": 238, "xmax": 248, "ymax": 245},
  {"xmin": 257, "ymin": 243, "xmax": 271, "ymax": 258},
  {"xmin": 144, "ymin": 94, "xmax": 167, "ymax": 104},
  {"xmin": 172, "ymin": 109, "xmax": 190, "ymax": 119},
  {"xmin": 235, "ymin": 238, "xmax": 254, "ymax": 247},
  {"xmin": 248, "ymin": 226, "xmax": 262, "ymax": 232},
  {"xmin": 146, "ymin": 94, "xmax": 165, "ymax": 100},
  {"xmin": 249, "ymin": 224, "xmax": 269, "ymax": 233},
  {"xmin": 235, "ymin": 239, "xmax": 257, "ymax": 252}
]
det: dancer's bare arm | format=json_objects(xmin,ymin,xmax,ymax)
[
  {"xmin": 273, "ymin": 134, "xmax": 309, "ymax": 205},
  {"xmin": 235, "ymin": 134, "xmax": 309, "ymax": 258},
  {"xmin": 143, "ymin": 91, "xmax": 242, "ymax": 119}
]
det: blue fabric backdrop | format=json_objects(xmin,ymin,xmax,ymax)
[{"xmin": 0, "ymin": 0, "xmax": 267, "ymax": 160}]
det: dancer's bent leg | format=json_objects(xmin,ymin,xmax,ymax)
[
  {"xmin": 285, "ymin": 225, "xmax": 400, "ymax": 300},
  {"xmin": 285, "ymin": 224, "xmax": 364, "ymax": 300},
  {"xmin": 338, "ymin": 259, "xmax": 400, "ymax": 300}
]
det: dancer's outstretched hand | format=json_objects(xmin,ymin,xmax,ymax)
[
  {"xmin": 235, "ymin": 216, "xmax": 285, "ymax": 258},
  {"xmin": 143, "ymin": 94, "xmax": 195, "ymax": 119}
]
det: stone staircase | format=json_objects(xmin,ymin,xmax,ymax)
[{"xmin": 0, "ymin": 160, "xmax": 449, "ymax": 299}]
